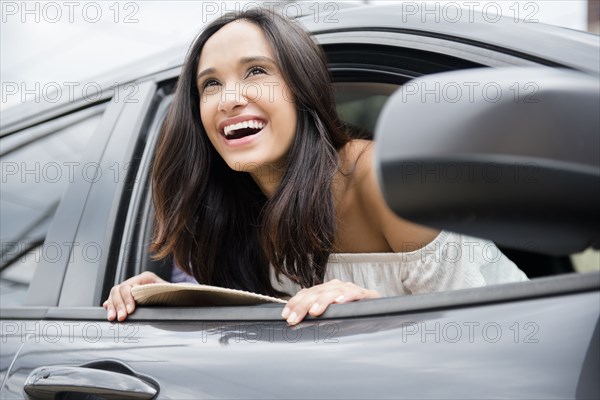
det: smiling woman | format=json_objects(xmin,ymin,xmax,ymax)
[{"xmin": 103, "ymin": 8, "xmax": 527, "ymax": 325}]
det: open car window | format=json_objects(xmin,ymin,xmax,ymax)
[
  {"xmin": 105, "ymin": 37, "xmax": 599, "ymax": 311},
  {"xmin": 128, "ymin": 78, "xmax": 596, "ymax": 305}
]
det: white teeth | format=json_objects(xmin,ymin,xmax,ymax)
[{"xmin": 223, "ymin": 120, "xmax": 265, "ymax": 136}]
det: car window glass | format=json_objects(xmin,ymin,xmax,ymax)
[{"xmin": 0, "ymin": 104, "xmax": 106, "ymax": 307}]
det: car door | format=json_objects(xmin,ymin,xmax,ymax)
[{"xmin": 2, "ymin": 6, "xmax": 599, "ymax": 399}]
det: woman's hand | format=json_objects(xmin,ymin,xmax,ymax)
[
  {"xmin": 103, "ymin": 271, "xmax": 167, "ymax": 321},
  {"xmin": 281, "ymin": 279, "xmax": 380, "ymax": 325}
]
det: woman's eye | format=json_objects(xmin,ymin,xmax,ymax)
[
  {"xmin": 202, "ymin": 79, "xmax": 220, "ymax": 91},
  {"xmin": 247, "ymin": 66, "xmax": 267, "ymax": 77}
]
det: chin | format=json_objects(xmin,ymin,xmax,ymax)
[{"xmin": 224, "ymin": 157, "xmax": 265, "ymax": 174}]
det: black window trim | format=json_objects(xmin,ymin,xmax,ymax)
[{"xmin": 1, "ymin": 271, "xmax": 598, "ymax": 321}]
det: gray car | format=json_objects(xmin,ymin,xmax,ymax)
[{"xmin": 1, "ymin": 3, "xmax": 599, "ymax": 399}]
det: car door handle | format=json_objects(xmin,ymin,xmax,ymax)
[{"xmin": 24, "ymin": 365, "xmax": 157, "ymax": 400}]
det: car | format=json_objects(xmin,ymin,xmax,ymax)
[{"xmin": 1, "ymin": 2, "xmax": 599, "ymax": 399}]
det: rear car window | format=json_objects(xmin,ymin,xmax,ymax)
[{"xmin": 0, "ymin": 104, "xmax": 106, "ymax": 306}]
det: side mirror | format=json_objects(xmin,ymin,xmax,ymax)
[{"xmin": 375, "ymin": 67, "xmax": 599, "ymax": 255}]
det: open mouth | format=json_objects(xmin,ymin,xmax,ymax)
[{"xmin": 222, "ymin": 120, "xmax": 266, "ymax": 140}]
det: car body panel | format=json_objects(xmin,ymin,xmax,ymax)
[{"xmin": 1, "ymin": 289, "xmax": 598, "ymax": 399}]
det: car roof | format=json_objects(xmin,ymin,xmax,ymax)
[
  {"xmin": 2, "ymin": 3, "xmax": 598, "ymax": 134},
  {"xmin": 302, "ymin": 3, "xmax": 599, "ymax": 73}
]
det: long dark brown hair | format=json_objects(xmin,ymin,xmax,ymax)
[{"xmin": 150, "ymin": 9, "xmax": 350, "ymax": 296}]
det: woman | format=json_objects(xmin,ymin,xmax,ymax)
[{"xmin": 104, "ymin": 9, "xmax": 526, "ymax": 325}]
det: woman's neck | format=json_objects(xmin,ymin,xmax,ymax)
[
  {"xmin": 252, "ymin": 175, "xmax": 279, "ymax": 197},
  {"xmin": 249, "ymin": 163, "xmax": 285, "ymax": 197}
]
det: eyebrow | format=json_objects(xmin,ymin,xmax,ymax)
[{"xmin": 196, "ymin": 56, "xmax": 276, "ymax": 82}]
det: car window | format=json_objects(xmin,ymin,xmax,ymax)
[
  {"xmin": 136, "ymin": 78, "xmax": 585, "ymax": 290},
  {"xmin": 123, "ymin": 45, "xmax": 597, "ymax": 310},
  {"xmin": 0, "ymin": 104, "xmax": 106, "ymax": 307},
  {"xmin": 334, "ymin": 82, "xmax": 398, "ymax": 136}
]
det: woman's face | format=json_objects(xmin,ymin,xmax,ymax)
[{"xmin": 197, "ymin": 20, "xmax": 297, "ymax": 181}]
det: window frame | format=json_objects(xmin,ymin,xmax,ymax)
[{"xmin": 92, "ymin": 42, "xmax": 599, "ymax": 320}]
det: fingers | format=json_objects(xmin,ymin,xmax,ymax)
[
  {"xmin": 281, "ymin": 280, "xmax": 380, "ymax": 325},
  {"xmin": 134, "ymin": 271, "xmax": 167, "ymax": 285},
  {"xmin": 104, "ymin": 284, "xmax": 133, "ymax": 322},
  {"xmin": 103, "ymin": 271, "xmax": 166, "ymax": 322}
]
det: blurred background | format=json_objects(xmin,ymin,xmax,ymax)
[{"xmin": 1, "ymin": 0, "xmax": 598, "ymax": 111}]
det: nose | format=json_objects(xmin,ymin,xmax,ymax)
[{"xmin": 217, "ymin": 81, "xmax": 248, "ymax": 113}]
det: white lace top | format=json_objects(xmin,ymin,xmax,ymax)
[
  {"xmin": 171, "ymin": 231, "xmax": 528, "ymax": 296},
  {"xmin": 269, "ymin": 231, "xmax": 528, "ymax": 297}
]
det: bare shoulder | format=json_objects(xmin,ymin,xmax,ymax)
[
  {"xmin": 336, "ymin": 139, "xmax": 380, "ymax": 210},
  {"xmin": 339, "ymin": 140, "xmax": 440, "ymax": 252},
  {"xmin": 338, "ymin": 139, "xmax": 374, "ymax": 182}
]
